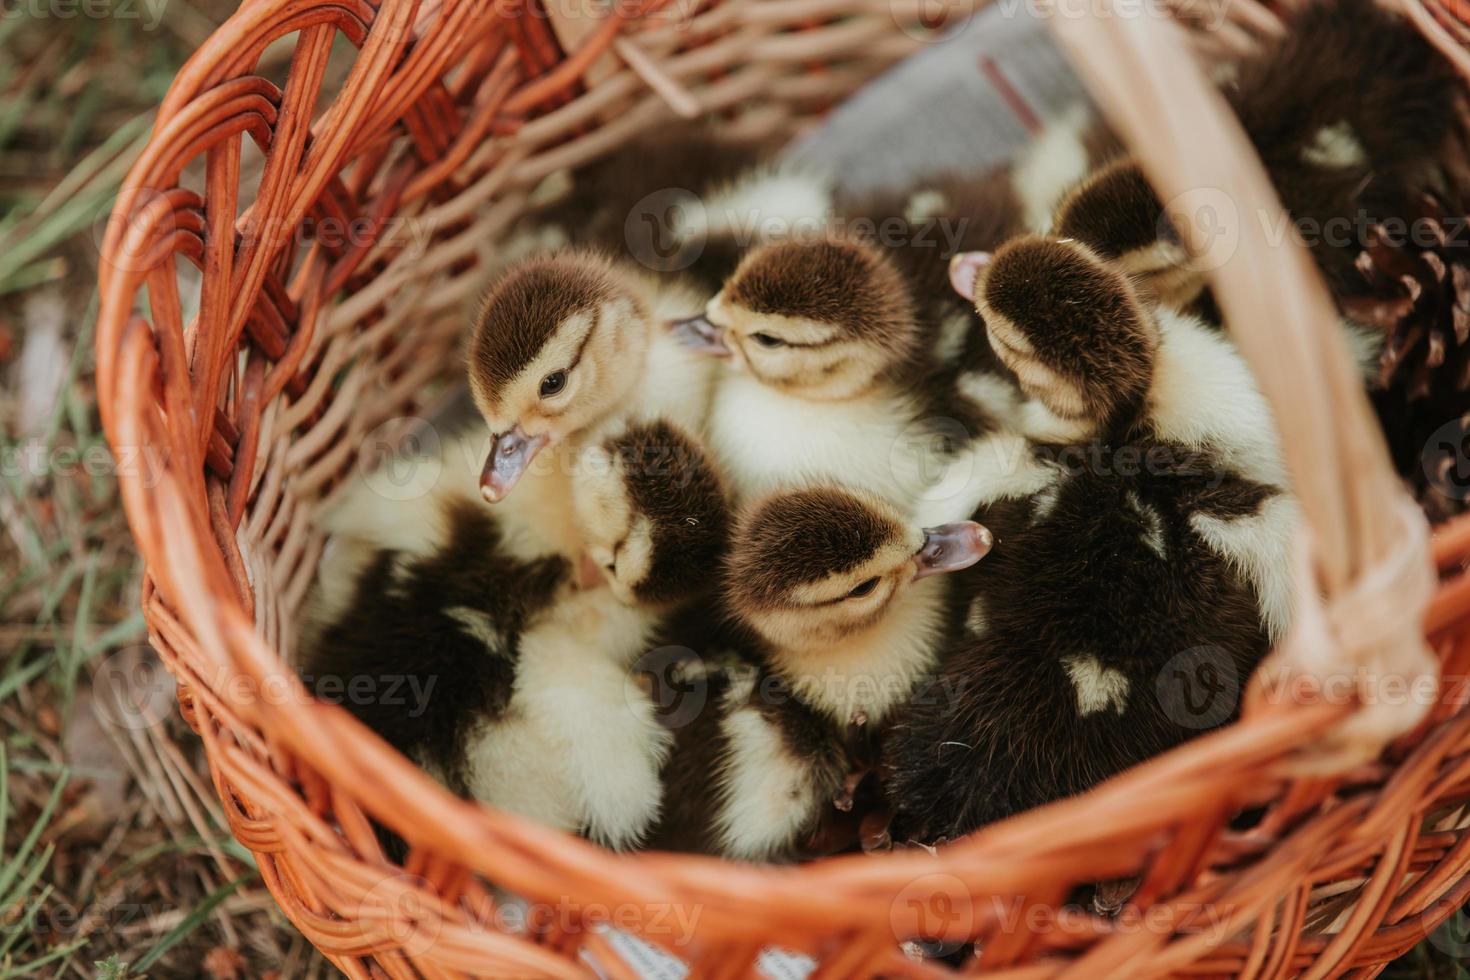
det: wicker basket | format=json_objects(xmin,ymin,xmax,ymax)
[{"xmin": 95, "ymin": 0, "xmax": 1470, "ymax": 974}]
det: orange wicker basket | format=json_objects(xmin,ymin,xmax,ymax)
[{"xmin": 96, "ymin": 0, "xmax": 1470, "ymax": 974}]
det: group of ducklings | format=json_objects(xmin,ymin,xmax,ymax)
[{"xmin": 302, "ymin": 0, "xmax": 1459, "ymax": 861}]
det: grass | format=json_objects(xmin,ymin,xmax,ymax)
[{"xmin": 0, "ymin": 7, "xmax": 327, "ymax": 978}]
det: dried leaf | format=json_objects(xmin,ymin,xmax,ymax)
[{"xmin": 202, "ymin": 946, "xmax": 246, "ymax": 980}]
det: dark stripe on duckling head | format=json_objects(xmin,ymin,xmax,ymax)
[
  {"xmin": 723, "ymin": 236, "xmax": 918, "ymax": 354},
  {"xmin": 469, "ymin": 251, "xmax": 621, "ymax": 402},
  {"xmin": 607, "ymin": 420, "xmax": 731, "ymax": 606},
  {"xmin": 1178, "ymin": 474, "xmax": 1279, "ymax": 520},
  {"xmin": 983, "ymin": 236, "xmax": 1157, "ymax": 426},
  {"xmin": 536, "ymin": 305, "xmax": 603, "ymax": 420},
  {"xmin": 1053, "ymin": 161, "xmax": 1171, "ymax": 260},
  {"xmin": 728, "ymin": 488, "xmax": 903, "ymax": 607}
]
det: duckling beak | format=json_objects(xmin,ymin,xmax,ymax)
[
  {"xmin": 913, "ymin": 521, "xmax": 993, "ymax": 579},
  {"xmin": 576, "ymin": 553, "xmax": 606, "ymax": 590},
  {"xmin": 669, "ymin": 314, "xmax": 730, "ymax": 357},
  {"xmin": 947, "ymin": 251, "xmax": 992, "ymax": 303},
  {"xmin": 480, "ymin": 425, "xmax": 548, "ymax": 503}
]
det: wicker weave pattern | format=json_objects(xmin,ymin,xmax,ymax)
[{"xmin": 95, "ymin": 0, "xmax": 1470, "ymax": 974}]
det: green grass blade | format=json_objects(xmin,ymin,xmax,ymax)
[
  {"xmin": 0, "ymin": 768, "xmax": 67, "ymax": 903},
  {"xmin": 132, "ymin": 875, "xmax": 246, "ymax": 973}
]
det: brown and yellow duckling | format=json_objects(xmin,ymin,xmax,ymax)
[
  {"xmin": 671, "ymin": 234, "xmax": 997, "ymax": 513},
  {"xmin": 886, "ymin": 234, "xmax": 1298, "ymax": 841},
  {"xmin": 651, "ymin": 486, "xmax": 991, "ymax": 861},
  {"xmin": 302, "ymin": 418, "xmax": 729, "ymax": 850}
]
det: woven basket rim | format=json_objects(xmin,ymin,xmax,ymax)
[{"xmin": 92, "ymin": 0, "xmax": 1470, "ymax": 972}]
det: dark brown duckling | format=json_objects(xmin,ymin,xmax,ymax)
[
  {"xmin": 1048, "ymin": 0, "xmax": 1460, "ymax": 315},
  {"xmin": 886, "ymin": 234, "xmax": 1297, "ymax": 841}
]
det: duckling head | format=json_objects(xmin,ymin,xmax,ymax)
[
  {"xmin": 725, "ymin": 486, "xmax": 991, "ymax": 651},
  {"xmin": 673, "ymin": 235, "xmax": 921, "ymax": 401},
  {"xmin": 468, "ymin": 250, "xmax": 654, "ymax": 502},
  {"xmin": 953, "ymin": 235, "xmax": 1159, "ymax": 429},
  {"xmin": 571, "ymin": 419, "xmax": 729, "ymax": 607},
  {"xmin": 1050, "ymin": 159, "xmax": 1204, "ymax": 310}
]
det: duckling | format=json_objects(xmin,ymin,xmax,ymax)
[
  {"xmin": 302, "ymin": 418, "xmax": 729, "ymax": 849},
  {"xmin": 649, "ymin": 486, "xmax": 992, "ymax": 861},
  {"xmin": 673, "ymin": 233, "xmax": 993, "ymax": 512},
  {"xmin": 885, "ymin": 234, "xmax": 1297, "ymax": 840},
  {"xmin": 832, "ymin": 166, "xmax": 1025, "ymax": 377},
  {"xmin": 571, "ymin": 416, "xmax": 731, "ymax": 607},
  {"xmin": 1047, "ymin": 0, "xmax": 1459, "ymax": 315},
  {"xmin": 812, "ymin": 106, "xmax": 1120, "ymax": 373},
  {"xmin": 669, "ymin": 113, "xmax": 1137, "ymax": 511},
  {"xmin": 467, "ymin": 249, "xmax": 717, "ymax": 527},
  {"xmin": 1226, "ymin": 0, "xmax": 1459, "ymax": 298},
  {"xmin": 521, "ymin": 122, "xmax": 834, "ymax": 292}
]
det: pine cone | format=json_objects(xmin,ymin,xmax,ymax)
[{"xmin": 1346, "ymin": 193, "xmax": 1470, "ymax": 524}]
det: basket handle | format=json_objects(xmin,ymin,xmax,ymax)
[{"xmin": 1047, "ymin": 0, "xmax": 1439, "ymax": 773}]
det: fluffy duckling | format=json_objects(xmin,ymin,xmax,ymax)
[
  {"xmin": 650, "ymin": 487, "xmax": 991, "ymax": 861},
  {"xmin": 1048, "ymin": 0, "xmax": 1459, "ymax": 314},
  {"xmin": 571, "ymin": 417, "xmax": 731, "ymax": 607},
  {"xmin": 801, "ymin": 108, "xmax": 1118, "ymax": 374},
  {"xmin": 467, "ymin": 249, "xmax": 717, "ymax": 522},
  {"xmin": 1226, "ymin": 0, "xmax": 1459, "ymax": 297},
  {"xmin": 831, "ymin": 166, "xmax": 1025, "ymax": 379},
  {"xmin": 1047, "ymin": 158, "xmax": 1207, "ymax": 313},
  {"xmin": 523, "ymin": 122, "xmax": 834, "ymax": 291},
  {"xmin": 886, "ymin": 235, "xmax": 1297, "ymax": 841},
  {"xmin": 674, "ymin": 233, "xmax": 991, "ymax": 511},
  {"xmin": 302, "ymin": 418, "xmax": 728, "ymax": 849}
]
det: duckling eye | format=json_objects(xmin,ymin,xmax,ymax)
[
  {"xmin": 751, "ymin": 332, "xmax": 786, "ymax": 349},
  {"xmin": 847, "ymin": 577, "xmax": 879, "ymax": 599},
  {"xmin": 539, "ymin": 370, "xmax": 567, "ymax": 398}
]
